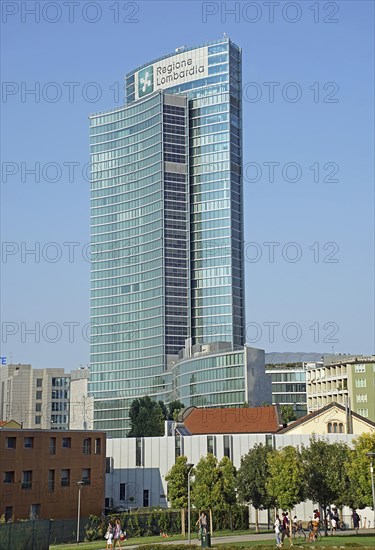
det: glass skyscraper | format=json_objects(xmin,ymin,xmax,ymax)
[{"xmin": 89, "ymin": 38, "xmax": 247, "ymax": 437}]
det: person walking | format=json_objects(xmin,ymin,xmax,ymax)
[
  {"xmin": 281, "ymin": 512, "xmax": 293, "ymax": 546},
  {"xmin": 274, "ymin": 514, "xmax": 282, "ymax": 548},
  {"xmin": 105, "ymin": 521, "xmax": 114, "ymax": 550},
  {"xmin": 113, "ymin": 518, "xmax": 123, "ymax": 548},
  {"xmin": 352, "ymin": 510, "xmax": 360, "ymax": 534}
]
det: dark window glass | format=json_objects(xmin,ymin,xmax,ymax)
[{"xmin": 6, "ymin": 437, "xmax": 16, "ymax": 449}]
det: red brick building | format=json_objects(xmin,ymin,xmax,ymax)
[{"xmin": 1, "ymin": 429, "xmax": 106, "ymax": 520}]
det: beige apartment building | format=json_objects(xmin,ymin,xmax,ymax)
[
  {"xmin": 0, "ymin": 364, "xmax": 71, "ymax": 429},
  {"xmin": 306, "ymin": 355, "xmax": 375, "ymax": 422}
]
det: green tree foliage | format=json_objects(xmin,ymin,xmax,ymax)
[
  {"xmin": 165, "ymin": 456, "xmax": 191, "ymax": 509},
  {"xmin": 302, "ymin": 436, "xmax": 351, "ymax": 535},
  {"xmin": 280, "ymin": 404, "xmax": 297, "ymax": 424},
  {"xmin": 168, "ymin": 400, "xmax": 185, "ymax": 420},
  {"xmin": 345, "ymin": 432, "xmax": 375, "ymax": 509},
  {"xmin": 217, "ymin": 456, "xmax": 237, "ymax": 509},
  {"xmin": 237, "ymin": 443, "xmax": 275, "ymax": 532},
  {"xmin": 192, "ymin": 453, "xmax": 235, "ymax": 535},
  {"xmin": 128, "ymin": 397, "xmax": 185, "ymax": 436},
  {"xmin": 127, "ymin": 396, "xmax": 165, "ymax": 437},
  {"xmin": 267, "ymin": 445, "xmax": 305, "ymax": 512}
]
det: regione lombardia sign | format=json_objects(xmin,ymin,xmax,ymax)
[{"xmin": 135, "ymin": 46, "xmax": 209, "ymax": 100}]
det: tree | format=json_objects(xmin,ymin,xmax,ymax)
[
  {"xmin": 127, "ymin": 396, "xmax": 165, "ymax": 437},
  {"xmin": 345, "ymin": 432, "xmax": 375, "ymax": 509},
  {"xmin": 280, "ymin": 405, "xmax": 297, "ymax": 424},
  {"xmin": 168, "ymin": 400, "xmax": 185, "ymax": 420},
  {"xmin": 237, "ymin": 444, "xmax": 275, "ymax": 532},
  {"xmin": 267, "ymin": 446, "xmax": 305, "ymax": 514},
  {"xmin": 191, "ymin": 454, "xmax": 222, "ymax": 535},
  {"xmin": 217, "ymin": 456, "xmax": 237, "ymax": 508},
  {"xmin": 165, "ymin": 455, "xmax": 192, "ymax": 535},
  {"xmin": 302, "ymin": 436, "xmax": 350, "ymax": 535}
]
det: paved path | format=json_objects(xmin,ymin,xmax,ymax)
[{"xmin": 119, "ymin": 529, "xmax": 375, "ymax": 549}]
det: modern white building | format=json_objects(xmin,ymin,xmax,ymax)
[
  {"xmin": 104, "ymin": 431, "xmax": 374, "ymax": 527},
  {"xmin": 0, "ymin": 364, "xmax": 70, "ymax": 429}
]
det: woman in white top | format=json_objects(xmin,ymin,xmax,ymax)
[{"xmin": 274, "ymin": 514, "xmax": 282, "ymax": 548}]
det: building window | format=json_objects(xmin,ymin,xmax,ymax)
[
  {"xmin": 95, "ymin": 438, "xmax": 101, "ymax": 454},
  {"xmin": 357, "ymin": 408, "xmax": 369, "ymax": 418},
  {"xmin": 30, "ymin": 504, "xmax": 40, "ymax": 520},
  {"xmin": 143, "ymin": 489, "xmax": 149, "ymax": 507},
  {"xmin": 265, "ymin": 434, "xmax": 273, "ymax": 448},
  {"xmin": 5, "ymin": 506, "xmax": 13, "ymax": 522},
  {"xmin": 22, "ymin": 471, "xmax": 32, "ymax": 489},
  {"xmin": 48, "ymin": 470, "xmax": 55, "ymax": 492},
  {"xmin": 327, "ymin": 422, "xmax": 344, "ymax": 433},
  {"xmin": 50, "ymin": 437, "xmax": 56, "ymax": 455},
  {"xmin": 207, "ymin": 435, "xmax": 216, "ymax": 456},
  {"xmin": 175, "ymin": 435, "xmax": 182, "ymax": 459},
  {"xmin": 354, "ymin": 364, "xmax": 365, "ymax": 373},
  {"xmin": 83, "ymin": 438, "xmax": 91, "ymax": 455},
  {"xmin": 223, "ymin": 435, "xmax": 232, "ymax": 459},
  {"xmin": 36, "ymin": 391, "xmax": 42, "ymax": 400},
  {"xmin": 36, "ymin": 378, "xmax": 43, "ymax": 387},
  {"xmin": 136, "ymin": 437, "xmax": 143, "ymax": 467},
  {"xmin": 3, "ymin": 471, "xmax": 15, "ymax": 484},
  {"xmin": 82, "ymin": 468, "xmax": 91, "ymax": 485},
  {"xmin": 355, "ymin": 379, "xmax": 367, "ymax": 388},
  {"xmin": 61, "ymin": 469, "xmax": 70, "ymax": 487},
  {"xmin": 62, "ymin": 437, "xmax": 71, "ymax": 448},
  {"xmin": 120, "ymin": 483, "xmax": 126, "ymax": 501},
  {"xmin": 105, "ymin": 457, "xmax": 112, "ymax": 473},
  {"xmin": 356, "ymin": 394, "xmax": 368, "ymax": 403},
  {"xmin": 6, "ymin": 437, "xmax": 16, "ymax": 449},
  {"xmin": 24, "ymin": 437, "xmax": 34, "ymax": 449},
  {"xmin": 35, "ymin": 416, "xmax": 41, "ymax": 425},
  {"xmin": 35, "ymin": 403, "xmax": 42, "ymax": 412}
]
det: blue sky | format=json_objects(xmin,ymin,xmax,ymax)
[{"xmin": 1, "ymin": 1, "xmax": 374, "ymax": 369}]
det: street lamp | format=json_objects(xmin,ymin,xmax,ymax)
[
  {"xmin": 76, "ymin": 480, "xmax": 84, "ymax": 544},
  {"xmin": 187, "ymin": 463, "xmax": 194, "ymax": 545},
  {"xmin": 365, "ymin": 453, "xmax": 375, "ymax": 528}
]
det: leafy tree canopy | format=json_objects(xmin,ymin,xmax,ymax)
[
  {"xmin": 280, "ymin": 404, "xmax": 297, "ymax": 424},
  {"xmin": 345, "ymin": 432, "xmax": 375, "ymax": 509},
  {"xmin": 191, "ymin": 454, "xmax": 222, "ymax": 511},
  {"xmin": 237, "ymin": 443, "xmax": 275, "ymax": 510},
  {"xmin": 127, "ymin": 396, "xmax": 165, "ymax": 437},
  {"xmin": 267, "ymin": 445, "xmax": 305, "ymax": 511},
  {"xmin": 165, "ymin": 456, "xmax": 192, "ymax": 508},
  {"xmin": 128, "ymin": 397, "xmax": 185, "ymax": 436}
]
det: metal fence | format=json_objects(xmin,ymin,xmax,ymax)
[{"xmin": 0, "ymin": 517, "xmax": 88, "ymax": 550}]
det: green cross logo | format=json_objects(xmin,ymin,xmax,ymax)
[{"xmin": 138, "ymin": 66, "xmax": 153, "ymax": 97}]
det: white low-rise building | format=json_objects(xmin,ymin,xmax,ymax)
[{"xmin": 105, "ymin": 431, "xmax": 374, "ymax": 527}]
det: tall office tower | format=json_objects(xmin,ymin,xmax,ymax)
[{"xmin": 89, "ymin": 38, "xmax": 245, "ymax": 437}]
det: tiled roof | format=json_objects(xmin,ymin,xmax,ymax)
[
  {"xmin": 183, "ymin": 406, "xmax": 281, "ymax": 435},
  {"xmin": 277, "ymin": 402, "xmax": 375, "ymax": 433}
]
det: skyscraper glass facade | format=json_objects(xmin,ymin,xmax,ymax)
[{"xmin": 89, "ymin": 38, "xmax": 245, "ymax": 437}]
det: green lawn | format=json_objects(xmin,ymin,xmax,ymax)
[
  {"xmin": 50, "ymin": 532, "xmax": 375, "ymax": 550},
  {"xmin": 215, "ymin": 535, "xmax": 375, "ymax": 548}
]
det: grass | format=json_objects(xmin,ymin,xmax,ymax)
[
  {"xmin": 50, "ymin": 533, "xmax": 375, "ymax": 550},
  {"xmin": 215, "ymin": 534, "xmax": 375, "ymax": 548}
]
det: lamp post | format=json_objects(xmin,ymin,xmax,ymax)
[
  {"xmin": 76, "ymin": 480, "xmax": 84, "ymax": 544},
  {"xmin": 187, "ymin": 463, "xmax": 194, "ymax": 545},
  {"xmin": 365, "ymin": 452, "xmax": 375, "ymax": 528}
]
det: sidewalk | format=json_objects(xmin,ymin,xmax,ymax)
[{"xmin": 121, "ymin": 528, "xmax": 375, "ymax": 549}]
